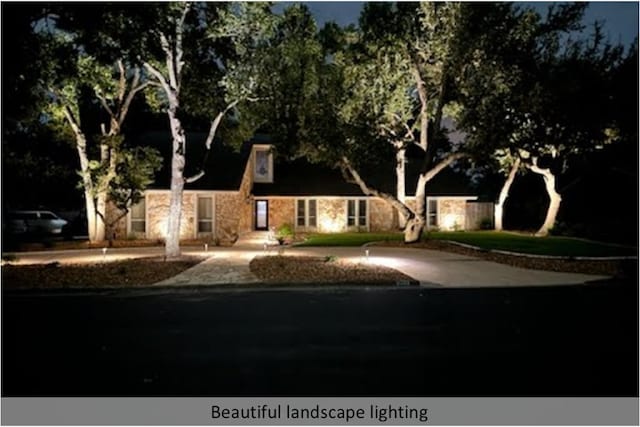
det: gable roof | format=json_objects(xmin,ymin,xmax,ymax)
[
  {"xmin": 253, "ymin": 156, "xmax": 477, "ymax": 197},
  {"xmin": 132, "ymin": 131, "xmax": 476, "ymax": 197},
  {"xmin": 131, "ymin": 131, "xmax": 250, "ymax": 191}
]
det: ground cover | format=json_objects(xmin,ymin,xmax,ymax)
[
  {"xmin": 299, "ymin": 231, "xmax": 636, "ymax": 257},
  {"xmin": 1, "ymin": 256, "xmax": 203, "ymax": 290},
  {"xmin": 250, "ymin": 255, "xmax": 414, "ymax": 285}
]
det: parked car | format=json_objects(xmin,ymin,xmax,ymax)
[{"xmin": 6, "ymin": 210, "xmax": 68, "ymax": 236}]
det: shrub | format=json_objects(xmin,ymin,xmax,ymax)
[
  {"xmin": 276, "ymin": 223, "xmax": 294, "ymax": 239},
  {"xmin": 478, "ymin": 217, "xmax": 494, "ymax": 230},
  {"xmin": 324, "ymin": 255, "xmax": 338, "ymax": 263}
]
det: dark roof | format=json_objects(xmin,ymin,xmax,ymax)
[
  {"xmin": 132, "ymin": 131, "xmax": 476, "ymax": 196},
  {"xmin": 253, "ymin": 159, "xmax": 366, "ymax": 196},
  {"xmin": 253, "ymin": 157, "xmax": 477, "ymax": 197},
  {"xmin": 131, "ymin": 131, "xmax": 250, "ymax": 191}
]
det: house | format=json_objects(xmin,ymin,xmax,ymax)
[{"xmin": 106, "ymin": 132, "xmax": 492, "ymax": 244}]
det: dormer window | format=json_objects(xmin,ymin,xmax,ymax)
[{"xmin": 253, "ymin": 145, "xmax": 273, "ymax": 183}]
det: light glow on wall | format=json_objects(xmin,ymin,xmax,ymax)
[
  {"xmin": 442, "ymin": 214, "xmax": 458, "ymax": 231},
  {"xmin": 320, "ymin": 218, "xmax": 342, "ymax": 233}
]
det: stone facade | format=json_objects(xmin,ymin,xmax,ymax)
[
  {"xmin": 317, "ymin": 199, "xmax": 348, "ymax": 232},
  {"xmin": 215, "ymin": 193, "xmax": 240, "ymax": 244},
  {"xmin": 266, "ymin": 198, "xmax": 295, "ymax": 230},
  {"xmin": 106, "ymin": 142, "xmax": 480, "ymax": 241},
  {"xmin": 369, "ymin": 198, "xmax": 398, "ymax": 231},
  {"xmin": 146, "ymin": 192, "xmax": 196, "ymax": 240},
  {"xmin": 437, "ymin": 198, "xmax": 467, "ymax": 231}
]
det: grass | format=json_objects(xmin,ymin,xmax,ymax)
[{"xmin": 298, "ymin": 231, "xmax": 637, "ymax": 257}]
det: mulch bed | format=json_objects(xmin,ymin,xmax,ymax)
[
  {"xmin": 250, "ymin": 255, "xmax": 414, "ymax": 285},
  {"xmin": 1, "ymin": 256, "xmax": 203, "ymax": 290},
  {"xmin": 371, "ymin": 240, "xmax": 635, "ymax": 277}
]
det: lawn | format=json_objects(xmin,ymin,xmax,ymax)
[{"xmin": 298, "ymin": 231, "xmax": 637, "ymax": 257}]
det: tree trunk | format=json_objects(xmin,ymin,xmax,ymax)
[
  {"xmin": 165, "ymin": 107, "xmax": 186, "ymax": 258},
  {"xmin": 495, "ymin": 157, "xmax": 520, "ymax": 231},
  {"xmin": 404, "ymin": 173, "xmax": 429, "ymax": 243},
  {"xmin": 84, "ymin": 189, "xmax": 97, "ymax": 243},
  {"xmin": 95, "ymin": 192, "xmax": 107, "ymax": 242},
  {"xmin": 404, "ymin": 215, "xmax": 425, "ymax": 243},
  {"xmin": 396, "ymin": 147, "xmax": 407, "ymax": 228},
  {"xmin": 528, "ymin": 159, "xmax": 562, "ymax": 237}
]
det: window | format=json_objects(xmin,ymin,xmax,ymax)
[
  {"xmin": 347, "ymin": 199, "xmax": 367, "ymax": 227},
  {"xmin": 308, "ymin": 200, "xmax": 317, "ymax": 227},
  {"xmin": 198, "ymin": 196, "xmax": 213, "ymax": 232},
  {"xmin": 428, "ymin": 199, "xmax": 438, "ymax": 227},
  {"xmin": 130, "ymin": 199, "xmax": 146, "ymax": 233},
  {"xmin": 254, "ymin": 147, "xmax": 273, "ymax": 182},
  {"xmin": 296, "ymin": 199, "xmax": 317, "ymax": 228}
]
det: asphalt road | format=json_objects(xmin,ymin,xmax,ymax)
[{"xmin": 2, "ymin": 281, "xmax": 637, "ymax": 397}]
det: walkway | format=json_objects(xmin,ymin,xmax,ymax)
[{"xmin": 4, "ymin": 232, "xmax": 611, "ymax": 288}]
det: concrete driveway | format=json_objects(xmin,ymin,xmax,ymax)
[
  {"xmin": 4, "ymin": 244, "xmax": 610, "ymax": 288},
  {"xmin": 284, "ymin": 246, "xmax": 609, "ymax": 287}
]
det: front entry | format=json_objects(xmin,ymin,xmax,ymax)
[{"xmin": 255, "ymin": 200, "xmax": 269, "ymax": 230}]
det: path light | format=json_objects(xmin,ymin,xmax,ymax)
[
  {"xmin": 365, "ymin": 249, "xmax": 370, "ymax": 262},
  {"xmin": 204, "ymin": 243, "xmax": 208, "ymax": 252},
  {"xmin": 102, "ymin": 247, "xmax": 107, "ymax": 262},
  {"xmin": 263, "ymin": 243, "xmax": 267, "ymax": 254}
]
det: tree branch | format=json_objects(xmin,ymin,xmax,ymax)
[
  {"xmin": 341, "ymin": 156, "xmax": 414, "ymax": 220},
  {"xmin": 183, "ymin": 99, "xmax": 240, "ymax": 184},
  {"xmin": 143, "ymin": 61, "xmax": 172, "ymax": 99},
  {"xmin": 422, "ymin": 152, "xmax": 467, "ymax": 182},
  {"xmin": 95, "ymin": 93, "xmax": 116, "ymax": 123},
  {"xmin": 117, "ymin": 59, "xmax": 126, "ymax": 104},
  {"xmin": 411, "ymin": 62, "xmax": 429, "ymax": 151},
  {"xmin": 117, "ymin": 67, "xmax": 147, "ymax": 126}
]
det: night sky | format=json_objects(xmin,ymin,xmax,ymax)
[{"xmin": 274, "ymin": 1, "xmax": 639, "ymax": 47}]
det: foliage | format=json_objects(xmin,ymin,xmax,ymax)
[
  {"xmin": 276, "ymin": 223, "xmax": 295, "ymax": 240},
  {"xmin": 109, "ymin": 147, "xmax": 163, "ymax": 212},
  {"xmin": 478, "ymin": 217, "xmax": 494, "ymax": 230}
]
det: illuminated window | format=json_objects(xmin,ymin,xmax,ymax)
[
  {"xmin": 198, "ymin": 196, "xmax": 213, "ymax": 232},
  {"xmin": 254, "ymin": 147, "xmax": 273, "ymax": 182},
  {"xmin": 428, "ymin": 199, "xmax": 438, "ymax": 227},
  {"xmin": 130, "ymin": 199, "xmax": 146, "ymax": 233},
  {"xmin": 347, "ymin": 199, "xmax": 367, "ymax": 227},
  {"xmin": 296, "ymin": 199, "xmax": 317, "ymax": 228}
]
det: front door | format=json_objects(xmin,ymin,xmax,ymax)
[{"xmin": 255, "ymin": 200, "xmax": 268, "ymax": 230}]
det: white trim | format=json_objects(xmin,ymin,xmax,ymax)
[
  {"xmin": 144, "ymin": 189, "xmax": 237, "ymax": 195},
  {"xmin": 424, "ymin": 195, "xmax": 478, "ymax": 200},
  {"xmin": 252, "ymin": 145, "xmax": 273, "ymax": 183},
  {"xmin": 346, "ymin": 198, "xmax": 369, "ymax": 231},
  {"xmin": 253, "ymin": 195, "xmax": 372, "ymax": 200},
  {"xmin": 127, "ymin": 193, "xmax": 148, "ymax": 238},
  {"xmin": 196, "ymin": 194, "xmax": 215, "ymax": 236},
  {"xmin": 295, "ymin": 198, "xmax": 318, "ymax": 230}
]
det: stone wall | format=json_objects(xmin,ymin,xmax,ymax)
[
  {"xmin": 317, "ymin": 199, "xmax": 347, "ymax": 232},
  {"xmin": 369, "ymin": 198, "xmax": 397, "ymax": 231},
  {"xmin": 438, "ymin": 199, "xmax": 467, "ymax": 231},
  {"xmin": 216, "ymin": 193, "xmax": 241, "ymax": 244},
  {"xmin": 268, "ymin": 198, "xmax": 295, "ymax": 230},
  {"xmin": 235, "ymin": 149, "xmax": 255, "ymax": 235},
  {"xmin": 146, "ymin": 192, "xmax": 196, "ymax": 240}
]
